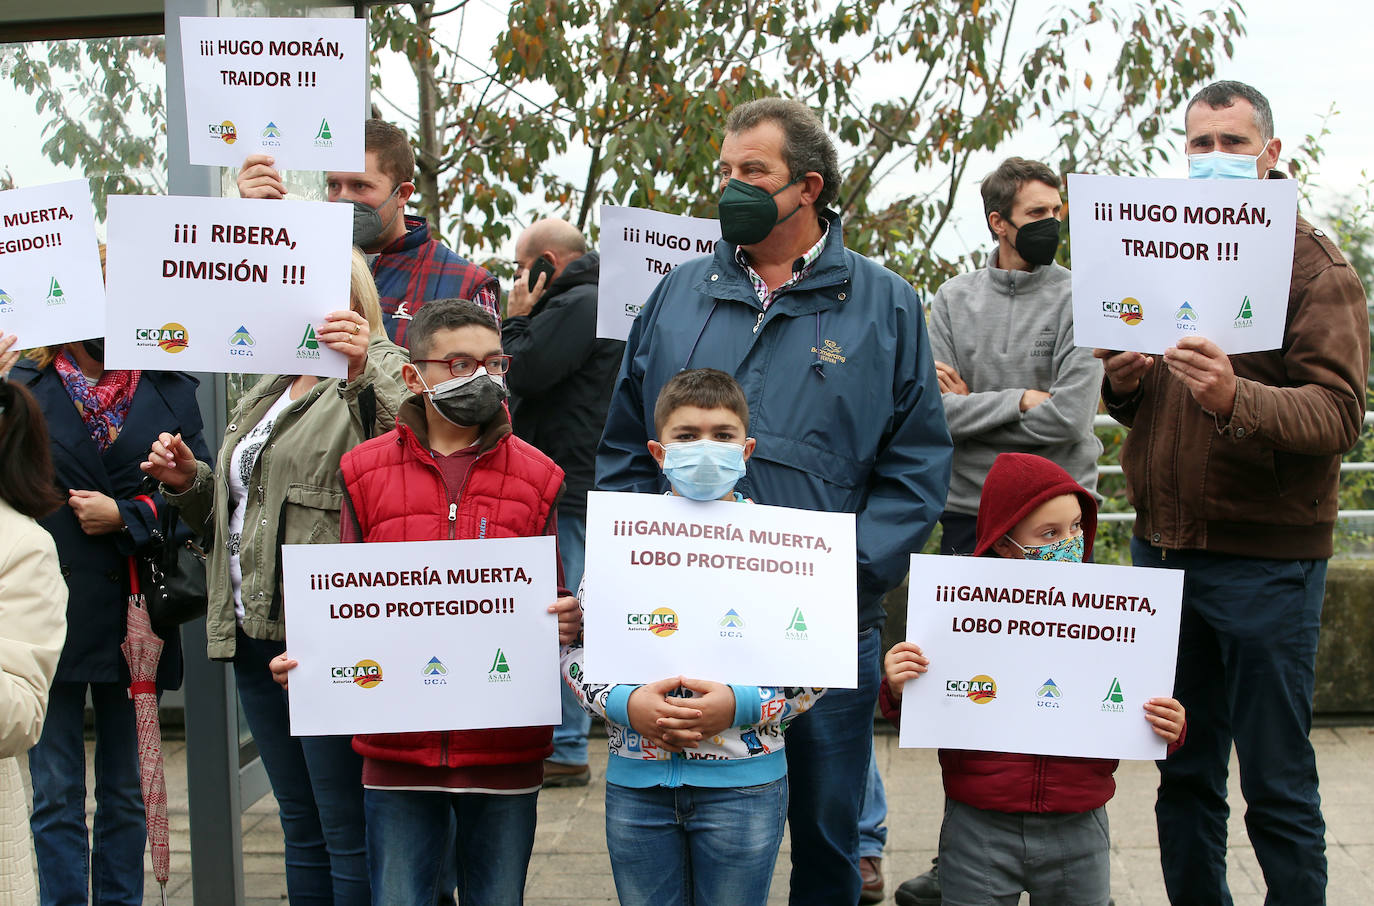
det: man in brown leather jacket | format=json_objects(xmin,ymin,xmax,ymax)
[{"xmin": 1095, "ymin": 80, "xmax": 1369, "ymax": 905}]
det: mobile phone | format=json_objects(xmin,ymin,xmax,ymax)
[{"xmin": 527, "ymin": 256, "xmax": 556, "ymax": 292}]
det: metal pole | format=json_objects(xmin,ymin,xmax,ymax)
[{"xmin": 164, "ymin": 1, "xmax": 246, "ymax": 903}]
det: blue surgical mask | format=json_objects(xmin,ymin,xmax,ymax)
[
  {"xmin": 1188, "ymin": 150, "xmax": 1262, "ymax": 180},
  {"xmin": 661, "ymin": 439, "xmax": 747, "ymax": 501},
  {"xmin": 1006, "ymin": 533, "xmax": 1084, "ymax": 563}
]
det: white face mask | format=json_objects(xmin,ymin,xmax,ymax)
[{"xmin": 1187, "ymin": 150, "xmax": 1263, "ymax": 180}]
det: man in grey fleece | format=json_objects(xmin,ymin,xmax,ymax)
[
  {"xmin": 892, "ymin": 157, "xmax": 1105, "ymax": 906},
  {"xmin": 929, "ymin": 156, "xmax": 1102, "ymax": 555}
]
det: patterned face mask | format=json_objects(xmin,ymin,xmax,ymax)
[{"xmin": 1005, "ymin": 532, "xmax": 1084, "ymax": 563}]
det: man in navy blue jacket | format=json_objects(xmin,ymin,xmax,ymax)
[{"xmin": 596, "ymin": 97, "xmax": 952, "ymax": 905}]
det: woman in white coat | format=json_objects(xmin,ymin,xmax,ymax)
[{"xmin": 0, "ymin": 337, "xmax": 69, "ymax": 904}]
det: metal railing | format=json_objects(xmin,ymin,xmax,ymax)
[{"xmin": 1092, "ymin": 412, "xmax": 1374, "ymax": 523}]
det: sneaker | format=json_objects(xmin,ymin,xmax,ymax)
[
  {"xmin": 541, "ymin": 759, "xmax": 590, "ymax": 787},
  {"xmin": 893, "ymin": 857, "xmax": 940, "ymax": 906},
  {"xmin": 859, "ymin": 856, "xmax": 884, "ymax": 904}
]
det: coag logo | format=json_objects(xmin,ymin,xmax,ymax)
[
  {"xmin": 628, "ymin": 607, "xmax": 679, "ymax": 637},
  {"xmin": 783, "ymin": 607, "xmax": 809, "ymax": 640},
  {"xmin": 488, "ymin": 648, "xmax": 512, "ymax": 682},
  {"xmin": 1102, "ymin": 297, "xmax": 1144, "ymax": 325},
  {"xmin": 946, "ymin": 674, "xmax": 997, "ymax": 704},
  {"xmin": 330, "ymin": 659, "xmax": 383, "ymax": 688},
  {"xmin": 1036, "ymin": 678, "xmax": 1062, "ymax": 710},
  {"xmin": 421, "ymin": 656, "xmax": 448, "ymax": 685},
  {"xmin": 135, "ymin": 323, "xmax": 189, "ymax": 353},
  {"xmin": 719, "ymin": 608, "xmax": 744, "ymax": 638},
  {"xmin": 314, "ymin": 118, "xmax": 334, "ymax": 148},
  {"xmin": 1101, "ymin": 677, "xmax": 1125, "ymax": 712},
  {"xmin": 208, "ymin": 120, "xmax": 238, "ymax": 144},
  {"xmin": 1234, "ymin": 295, "xmax": 1254, "ymax": 329},
  {"xmin": 44, "ymin": 277, "xmax": 65, "ymax": 307}
]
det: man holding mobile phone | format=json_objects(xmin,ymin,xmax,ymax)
[{"xmin": 503, "ymin": 218, "xmax": 625, "ymax": 786}]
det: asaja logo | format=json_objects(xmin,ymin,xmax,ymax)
[
  {"xmin": 1101, "ymin": 677, "xmax": 1125, "ymax": 712},
  {"xmin": 135, "ymin": 323, "xmax": 189, "ymax": 353},
  {"xmin": 946, "ymin": 674, "xmax": 997, "ymax": 704},
  {"xmin": 1102, "ymin": 297, "xmax": 1144, "ymax": 325},
  {"xmin": 421, "ymin": 656, "xmax": 448, "ymax": 685},
  {"xmin": 810, "ymin": 338, "xmax": 847, "ymax": 365},
  {"xmin": 1234, "ymin": 295, "xmax": 1255, "ymax": 329},
  {"xmin": 1036, "ymin": 678, "xmax": 1063, "ymax": 709},
  {"xmin": 314, "ymin": 118, "xmax": 334, "ymax": 147},
  {"xmin": 208, "ymin": 120, "xmax": 238, "ymax": 144},
  {"xmin": 329, "ymin": 659, "xmax": 383, "ymax": 688},
  {"xmin": 488, "ymin": 648, "xmax": 512, "ymax": 683},
  {"xmin": 628, "ymin": 607, "xmax": 679, "ymax": 637},
  {"xmin": 228, "ymin": 325, "xmax": 255, "ymax": 357},
  {"xmin": 296, "ymin": 324, "xmax": 321, "ymax": 359},
  {"xmin": 45, "ymin": 277, "xmax": 65, "ymax": 307},
  {"xmin": 719, "ymin": 608, "xmax": 745, "ymax": 638},
  {"xmin": 784, "ymin": 608, "xmax": 809, "ymax": 640}
]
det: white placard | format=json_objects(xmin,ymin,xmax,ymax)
[
  {"xmin": 597, "ymin": 205, "xmax": 721, "ymax": 341},
  {"xmin": 179, "ymin": 16, "xmax": 366, "ymax": 170},
  {"xmin": 0, "ymin": 180, "xmax": 106, "ymax": 348},
  {"xmin": 282, "ymin": 536, "xmax": 562, "ymax": 736},
  {"xmin": 898, "ymin": 554, "xmax": 1183, "ymax": 760},
  {"xmin": 1068, "ymin": 174, "xmax": 1297, "ymax": 355},
  {"xmin": 582, "ymin": 491, "xmax": 857, "ymax": 687},
  {"xmin": 103, "ymin": 194, "xmax": 350, "ymax": 377}
]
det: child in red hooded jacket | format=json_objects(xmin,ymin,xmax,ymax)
[{"xmin": 881, "ymin": 452, "xmax": 1185, "ymax": 906}]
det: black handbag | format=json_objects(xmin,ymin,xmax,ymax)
[{"xmin": 134, "ymin": 487, "xmax": 209, "ymax": 634}]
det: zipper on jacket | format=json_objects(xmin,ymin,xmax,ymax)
[
  {"xmin": 752, "ymin": 310, "xmax": 765, "ymax": 334},
  {"xmin": 1003, "ymin": 280, "xmax": 1015, "ymax": 355},
  {"xmin": 448, "ymin": 502, "xmax": 457, "ymax": 540}
]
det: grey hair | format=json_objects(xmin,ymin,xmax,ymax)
[
  {"xmin": 1185, "ymin": 80, "xmax": 1274, "ymax": 141},
  {"xmin": 725, "ymin": 98, "xmax": 842, "ymax": 210}
]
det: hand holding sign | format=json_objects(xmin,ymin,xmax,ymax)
[
  {"xmin": 238, "ymin": 153, "xmax": 288, "ymax": 200},
  {"xmin": 1162, "ymin": 336, "xmax": 1237, "ymax": 418}
]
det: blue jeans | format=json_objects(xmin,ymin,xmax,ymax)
[
  {"xmin": 365, "ymin": 789, "xmax": 539, "ymax": 906},
  {"xmin": 857, "ymin": 745, "xmax": 888, "ymax": 859},
  {"xmin": 234, "ymin": 631, "xmax": 369, "ymax": 906},
  {"xmin": 1133, "ymin": 540, "xmax": 1328, "ymax": 905},
  {"xmin": 605, "ymin": 779, "xmax": 788, "ymax": 906},
  {"xmin": 30, "ymin": 681, "xmax": 146, "ymax": 906},
  {"xmin": 551, "ymin": 512, "xmax": 591, "ymax": 766},
  {"xmin": 783, "ymin": 626, "xmax": 882, "ymax": 905}
]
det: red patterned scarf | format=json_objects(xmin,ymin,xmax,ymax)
[{"xmin": 53, "ymin": 351, "xmax": 141, "ymax": 453}]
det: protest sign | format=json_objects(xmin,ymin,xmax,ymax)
[
  {"xmin": 898, "ymin": 554, "xmax": 1183, "ymax": 760},
  {"xmin": 282, "ymin": 536, "xmax": 562, "ymax": 736},
  {"xmin": 1068, "ymin": 174, "xmax": 1297, "ymax": 354},
  {"xmin": 597, "ymin": 205, "xmax": 721, "ymax": 341},
  {"xmin": 582, "ymin": 491, "xmax": 856, "ymax": 687},
  {"xmin": 0, "ymin": 180, "xmax": 105, "ymax": 348},
  {"xmin": 103, "ymin": 194, "xmax": 350, "ymax": 378},
  {"xmin": 179, "ymin": 16, "xmax": 366, "ymax": 170}
]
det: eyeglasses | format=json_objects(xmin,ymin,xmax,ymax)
[{"xmin": 412, "ymin": 354, "xmax": 512, "ymax": 378}]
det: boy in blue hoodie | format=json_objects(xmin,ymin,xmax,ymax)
[{"xmin": 562, "ymin": 368, "xmax": 822, "ymax": 906}]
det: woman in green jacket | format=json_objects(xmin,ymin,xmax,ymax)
[{"xmin": 142, "ymin": 248, "xmax": 410, "ymax": 906}]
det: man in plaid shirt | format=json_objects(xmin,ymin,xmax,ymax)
[{"xmin": 237, "ymin": 119, "xmax": 499, "ymax": 347}]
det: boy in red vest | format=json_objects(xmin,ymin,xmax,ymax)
[
  {"xmin": 882, "ymin": 453, "xmax": 1185, "ymax": 906},
  {"xmin": 277, "ymin": 299, "xmax": 580, "ymax": 904}
]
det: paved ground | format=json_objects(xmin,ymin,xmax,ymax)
[{"xmin": 91, "ymin": 723, "xmax": 1374, "ymax": 904}]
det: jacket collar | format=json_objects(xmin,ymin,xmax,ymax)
[
  {"xmin": 697, "ymin": 208, "xmax": 851, "ymax": 313},
  {"xmin": 985, "ymin": 248, "xmax": 1054, "ymax": 296},
  {"xmin": 380, "ymin": 215, "xmax": 435, "ymax": 256},
  {"xmin": 395, "ymin": 394, "xmax": 512, "ymax": 457},
  {"xmin": 533, "ymin": 252, "xmax": 600, "ymax": 317}
]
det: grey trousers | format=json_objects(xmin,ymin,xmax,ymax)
[{"xmin": 939, "ymin": 799, "xmax": 1111, "ymax": 906}]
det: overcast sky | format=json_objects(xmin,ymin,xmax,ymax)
[{"xmin": 2, "ymin": 0, "xmax": 1369, "ymax": 263}]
